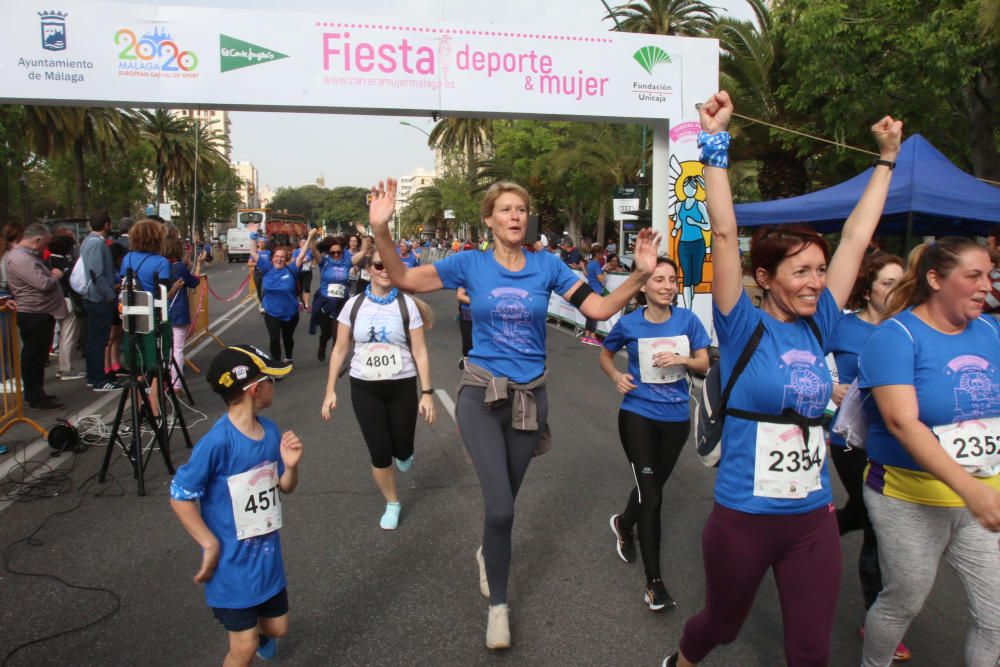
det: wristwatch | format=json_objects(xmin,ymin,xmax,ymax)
[{"xmin": 421, "ymin": 389, "xmax": 434, "ymax": 395}]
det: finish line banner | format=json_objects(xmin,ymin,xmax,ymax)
[{"xmin": 1, "ymin": 2, "xmax": 717, "ymax": 122}]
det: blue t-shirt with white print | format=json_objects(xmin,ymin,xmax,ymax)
[
  {"xmin": 603, "ymin": 305, "xmax": 710, "ymax": 422},
  {"xmin": 713, "ymin": 289, "xmax": 842, "ymax": 514},
  {"xmin": 170, "ymin": 415, "xmax": 286, "ymax": 609},
  {"xmin": 434, "ymin": 249, "xmax": 580, "ymax": 382},
  {"xmin": 257, "ymin": 254, "xmax": 300, "ymax": 321}
]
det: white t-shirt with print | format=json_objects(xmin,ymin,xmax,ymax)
[{"xmin": 337, "ymin": 293, "xmax": 423, "ymax": 380}]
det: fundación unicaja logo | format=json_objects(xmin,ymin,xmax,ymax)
[
  {"xmin": 219, "ymin": 34, "xmax": 289, "ymax": 73},
  {"xmin": 39, "ymin": 10, "xmax": 68, "ymax": 52},
  {"xmin": 633, "ymin": 46, "xmax": 671, "ymax": 75}
]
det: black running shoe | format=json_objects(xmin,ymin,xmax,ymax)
[
  {"xmin": 661, "ymin": 653, "xmax": 679, "ymax": 667},
  {"xmin": 317, "ymin": 345, "xmax": 326, "ymax": 362},
  {"xmin": 644, "ymin": 578, "xmax": 677, "ymax": 611},
  {"xmin": 609, "ymin": 514, "xmax": 636, "ymax": 564}
]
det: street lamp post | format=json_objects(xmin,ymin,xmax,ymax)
[
  {"xmin": 17, "ymin": 173, "xmax": 31, "ymax": 223},
  {"xmin": 399, "ymin": 120, "xmax": 432, "ymax": 138}
]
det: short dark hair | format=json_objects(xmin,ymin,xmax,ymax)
[{"xmin": 89, "ymin": 210, "xmax": 111, "ymax": 231}]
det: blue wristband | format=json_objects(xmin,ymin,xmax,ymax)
[{"xmin": 698, "ymin": 131, "xmax": 731, "ymax": 169}]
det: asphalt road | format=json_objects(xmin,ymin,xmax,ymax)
[{"xmin": 0, "ymin": 260, "xmax": 972, "ymax": 666}]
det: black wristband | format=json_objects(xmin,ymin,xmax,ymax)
[
  {"xmin": 421, "ymin": 389, "xmax": 434, "ymax": 395},
  {"xmin": 873, "ymin": 159, "xmax": 896, "ymax": 170}
]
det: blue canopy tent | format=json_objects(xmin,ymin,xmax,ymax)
[{"xmin": 733, "ymin": 135, "xmax": 1000, "ymax": 245}]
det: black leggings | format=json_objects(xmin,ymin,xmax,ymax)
[
  {"xmin": 457, "ymin": 384, "xmax": 548, "ymax": 605},
  {"xmin": 617, "ymin": 409, "xmax": 689, "ymax": 582},
  {"xmin": 830, "ymin": 444, "xmax": 882, "ymax": 609},
  {"xmin": 264, "ymin": 313, "xmax": 299, "ymax": 362},
  {"xmin": 350, "ymin": 376, "xmax": 418, "ymax": 468}
]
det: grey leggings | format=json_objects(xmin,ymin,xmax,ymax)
[
  {"xmin": 456, "ymin": 385, "xmax": 548, "ymax": 605},
  {"xmin": 862, "ymin": 486, "xmax": 1000, "ymax": 666}
]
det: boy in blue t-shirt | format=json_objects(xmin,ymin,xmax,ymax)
[{"xmin": 170, "ymin": 344, "xmax": 302, "ymax": 665}]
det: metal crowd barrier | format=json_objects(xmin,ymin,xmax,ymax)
[{"xmin": 0, "ymin": 308, "xmax": 47, "ymax": 439}]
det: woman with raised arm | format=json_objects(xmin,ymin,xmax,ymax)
[
  {"xmin": 662, "ymin": 91, "xmax": 902, "ymax": 667},
  {"xmin": 249, "ymin": 228, "xmax": 315, "ymax": 363},
  {"xmin": 367, "ymin": 178, "xmax": 660, "ymax": 651},
  {"xmin": 858, "ymin": 238, "xmax": 1000, "ymax": 667},
  {"xmin": 308, "ymin": 232, "xmax": 370, "ymax": 361}
]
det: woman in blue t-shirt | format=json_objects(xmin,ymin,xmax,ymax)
[
  {"xmin": 826, "ymin": 251, "xmax": 912, "ymax": 660},
  {"xmin": 858, "ymin": 237, "xmax": 1000, "ymax": 667},
  {"xmin": 599, "ymin": 257, "xmax": 710, "ymax": 611},
  {"xmin": 308, "ymin": 232, "xmax": 370, "ymax": 361},
  {"xmin": 662, "ymin": 92, "xmax": 902, "ymax": 667},
  {"xmin": 365, "ymin": 177, "xmax": 661, "ymax": 651},
  {"xmin": 249, "ymin": 229, "xmax": 315, "ymax": 363}
]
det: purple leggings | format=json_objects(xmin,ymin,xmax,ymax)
[{"xmin": 680, "ymin": 502, "xmax": 841, "ymax": 666}]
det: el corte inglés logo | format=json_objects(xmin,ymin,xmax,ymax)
[{"xmin": 220, "ymin": 34, "xmax": 289, "ymax": 72}]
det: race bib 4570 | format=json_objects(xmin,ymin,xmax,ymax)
[{"xmin": 227, "ymin": 461, "xmax": 282, "ymax": 540}]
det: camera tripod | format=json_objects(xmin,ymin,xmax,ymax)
[{"xmin": 97, "ymin": 274, "xmax": 194, "ymax": 496}]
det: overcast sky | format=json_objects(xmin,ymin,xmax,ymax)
[{"xmin": 142, "ymin": 0, "xmax": 755, "ymax": 192}]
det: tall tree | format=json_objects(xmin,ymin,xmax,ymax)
[
  {"xmin": 777, "ymin": 0, "xmax": 1000, "ymax": 181},
  {"xmin": 138, "ymin": 109, "xmax": 195, "ymax": 205},
  {"xmin": 605, "ymin": 0, "xmax": 718, "ymax": 36},
  {"xmin": 427, "ymin": 117, "xmax": 494, "ymax": 176},
  {"xmin": 714, "ymin": 0, "xmax": 810, "ymax": 198},
  {"xmin": 23, "ymin": 106, "xmax": 137, "ymax": 216}
]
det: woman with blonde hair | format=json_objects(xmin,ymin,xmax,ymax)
[
  {"xmin": 858, "ymin": 237, "xmax": 1000, "ymax": 666},
  {"xmin": 366, "ymin": 176, "xmax": 660, "ymax": 650}
]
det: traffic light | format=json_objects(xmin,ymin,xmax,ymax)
[{"xmin": 366, "ymin": 192, "xmax": 373, "ymax": 205}]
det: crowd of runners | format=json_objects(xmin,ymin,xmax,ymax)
[{"xmin": 165, "ymin": 91, "xmax": 1000, "ymax": 666}]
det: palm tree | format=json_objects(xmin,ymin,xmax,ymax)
[
  {"xmin": 22, "ymin": 106, "xmax": 137, "ymax": 216},
  {"xmin": 138, "ymin": 109, "xmax": 195, "ymax": 205},
  {"xmin": 428, "ymin": 117, "xmax": 494, "ymax": 179},
  {"xmin": 605, "ymin": 0, "xmax": 718, "ymax": 36},
  {"xmin": 713, "ymin": 0, "xmax": 809, "ymax": 199},
  {"xmin": 400, "ymin": 185, "xmax": 445, "ymax": 238},
  {"xmin": 548, "ymin": 124, "xmax": 644, "ymax": 245},
  {"xmin": 980, "ymin": 0, "xmax": 1000, "ymax": 34}
]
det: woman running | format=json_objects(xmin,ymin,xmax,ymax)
[
  {"xmin": 367, "ymin": 177, "xmax": 660, "ymax": 650},
  {"xmin": 662, "ymin": 91, "xmax": 901, "ymax": 667},
  {"xmin": 600, "ymin": 257, "xmax": 710, "ymax": 611},
  {"xmin": 319, "ymin": 250, "xmax": 436, "ymax": 530},
  {"xmin": 249, "ymin": 229, "xmax": 315, "ymax": 363},
  {"xmin": 826, "ymin": 251, "xmax": 910, "ymax": 661},
  {"xmin": 859, "ymin": 237, "xmax": 1000, "ymax": 667},
  {"xmin": 309, "ymin": 233, "xmax": 370, "ymax": 361},
  {"xmin": 580, "ymin": 244, "xmax": 606, "ymax": 346},
  {"xmin": 292, "ymin": 242, "xmax": 314, "ymax": 312}
]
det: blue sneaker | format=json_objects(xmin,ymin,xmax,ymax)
[
  {"xmin": 380, "ymin": 502, "xmax": 401, "ymax": 530},
  {"xmin": 395, "ymin": 455, "xmax": 413, "ymax": 472},
  {"xmin": 256, "ymin": 634, "xmax": 277, "ymax": 661}
]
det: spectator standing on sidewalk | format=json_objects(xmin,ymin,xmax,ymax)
[
  {"xmin": 80, "ymin": 212, "xmax": 120, "ymax": 392},
  {"xmin": 4, "ymin": 223, "xmax": 68, "ymax": 409},
  {"xmin": 46, "ymin": 233, "xmax": 85, "ymax": 381}
]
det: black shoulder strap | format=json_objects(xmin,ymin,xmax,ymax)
[
  {"xmin": 398, "ymin": 294, "xmax": 412, "ymax": 348},
  {"xmin": 804, "ymin": 316, "xmax": 823, "ymax": 348},
  {"xmin": 348, "ymin": 293, "xmax": 366, "ymax": 337},
  {"xmin": 719, "ymin": 320, "xmax": 766, "ymax": 412}
]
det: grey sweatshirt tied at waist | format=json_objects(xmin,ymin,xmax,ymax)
[{"xmin": 458, "ymin": 360, "xmax": 547, "ymax": 430}]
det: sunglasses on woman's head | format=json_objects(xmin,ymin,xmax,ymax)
[
  {"xmin": 371, "ymin": 261, "xmax": 386, "ymax": 271},
  {"xmin": 329, "ymin": 250, "xmax": 343, "ymax": 257}
]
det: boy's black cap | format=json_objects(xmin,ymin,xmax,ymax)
[{"xmin": 207, "ymin": 345, "xmax": 292, "ymax": 398}]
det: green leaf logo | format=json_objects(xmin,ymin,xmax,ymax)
[
  {"xmin": 219, "ymin": 34, "xmax": 289, "ymax": 73},
  {"xmin": 633, "ymin": 46, "xmax": 671, "ymax": 75}
]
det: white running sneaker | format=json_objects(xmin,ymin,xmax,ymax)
[
  {"xmin": 485, "ymin": 604, "xmax": 510, "ymax": 650},
  {"xmin": 476, "ymin": 546, "xmax": 490, "ymax": 598}
]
